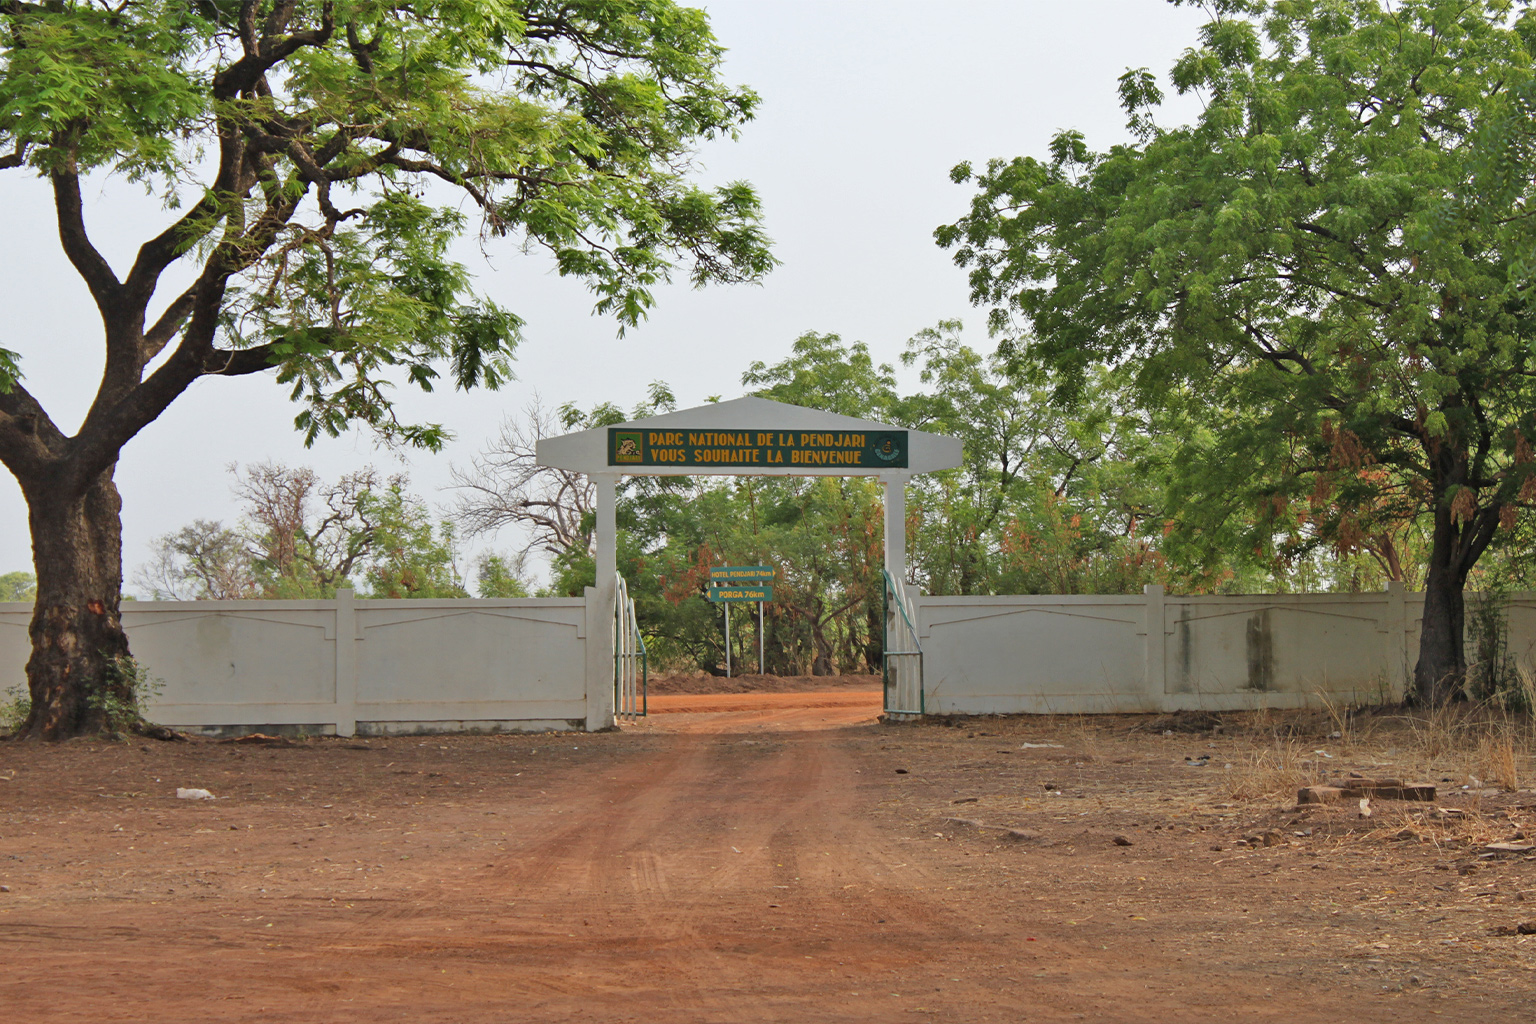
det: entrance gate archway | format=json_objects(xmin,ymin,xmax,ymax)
[{"xmin": 536, "ymin": 396, "xmax": 962, "ymax": 728}]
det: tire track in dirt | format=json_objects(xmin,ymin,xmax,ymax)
[
  {"xmin": 270, "ymin": 714, "xmax": 980, "ymax": 1022},
  {"xmin": 399, "ymin": 716, "xmax": 991, "ymax": 1022}
]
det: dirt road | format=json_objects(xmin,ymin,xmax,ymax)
[
  {"xmin": 1, "ymin": 702, "xmax": 1533, "ymax": 1021},
  {"xmin": 643, "ymin": 688, "xmax": 882, "ymax": 718}
]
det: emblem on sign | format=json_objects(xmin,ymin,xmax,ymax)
[
  {"xmin": 612, "ymin": 432, "xmax": 643, "ymax": 464},
  {"xmin": 873, "ymin": 435, "xmax": 903, "ymax": 462}
]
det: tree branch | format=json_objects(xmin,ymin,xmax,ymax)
[
  {"xmin": 50, "ymin": 168, "xmax": 122, "ymax": 311},
  {"xmin": 344, "ymin": 19, "xmax": 379, "ymax": 73},
  {"xmin": 124, "ymin": 191, "xmax": 223, "ymax": 306},
  {"xmin": 213, "ymin": 2, "xmax": 335, "ymax": 99},
  {"xmin": 1456, "ymin": 505, "xmax": 1502, "ymax": 575},
  {"xmin": 0, "ymin": 380, "xmax": 67, "ymax": 477},
  {"xmin": 505, "ymin": 58, "xmax": 618, "ymax": 114},
  {"xmin": 68, "ymin": 177, "xmax": 309, "ymax": 487},
  {"xmin": 0, "ymin": 139, "xmax": 27, "ymax": 169},
  {"xmin": 142, "ymin": 285, "xmax": 198, "ymax": 359},
  {"xmin": 201, "ymin": 343, "xmax": 284, "ymax": 377}
]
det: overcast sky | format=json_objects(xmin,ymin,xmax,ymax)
[{"xmin": 0, "ymin": 0, "xmax": 1210, "ymax": 588}]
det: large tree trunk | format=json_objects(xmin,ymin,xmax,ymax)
[
  {"xmin": 1414, "ymin": 551, "xmax": 1468, "ymax": 705},
  {"xmin": 19, "ymin": 468, "xmax": 135, "ymax": 739},
  {"xmin": 1412, "ymin": 465, "xmax": 1500, "ymax": 706}
]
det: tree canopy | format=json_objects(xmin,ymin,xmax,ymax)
[
  {"xmin": 939, "ymin": 0, "xmax": 1536, "ymax": 702},
  {"xmin": 0, "ymin": 0, "xmax": 771, "ymax": 447},
  {"xmin": 0, "ymin": 0, "xmax": 771, "ymax": 737}
]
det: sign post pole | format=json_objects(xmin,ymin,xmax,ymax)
[{"xmin": 707, "ymin": 566, "xmax": 774, "ymax": 677}]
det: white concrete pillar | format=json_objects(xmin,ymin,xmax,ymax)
[
  {"xmin": 883, "ymin": 474, "xmax": 909, "ymax": 586},
  {"xmin": 594, "ymin": 473, "xmax": 618, "ymax": 585},
  {"xmin": 584, "ymin": 585, "xmax": 614, "ymax": 731},
  {"xmin": 333, "ymin": 587, "xmax": 357, "ymax": 738},
  {"xmin": 586, "ymin": 473, "xmax": 619, "ymax": 731},
  {"xmin": 1144, "ymin": 583, "xmax": 1167, "ymax": 706}
]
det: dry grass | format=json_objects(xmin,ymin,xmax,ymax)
[
  {"xmin": 1314, "ymin": 701, "xmax": 1535, "ymax": 790},
  {"xmin": 1479, "ymin": 731, "xmax": 1522, "ymax": 792},
  {"xmin": 925, "ymin": 704, "xmax": 1535, "ymax": 807},
  {"xmin": 1226, "ymin": 741, "xmax": 1316, "ymax": 801},
  {"xmin": 1401, "ymin": 702, "xmax": 1480, "ymax": 761},
  {"xmin": 1063, "ymin": 714, "xmax": 1105, "ymax": 759},
  {"xmin": 1356, "ymin": 800, "xmax": 1535, "ymax": 867}
]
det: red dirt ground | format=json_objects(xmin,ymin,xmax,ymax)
[
  {"xmin": 1, "ymin": 690, "xmax": 1534, "ymax": 1022},
  {"xmin": 645, "ymin": 689, "xmax": 882, "ymax": 716},
  {"xmin": 645, "ymin": 671, "xmax": 883, "ymax": 695}
]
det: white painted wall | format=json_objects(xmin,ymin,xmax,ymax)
[
  {"xmin": 917, "ymin": 584, "xmax": 1432, "ymax": 715},
  {"xmin": 2, "ymin": 583, "xmax": 1531, "ymax": 729},
  {"xmin": 920, "ymin": 593, "xmax": 1156, "ymax": 714},
  {"xmin": 0, "ymin": 590, "xmax": 592, "ymax": 736}
]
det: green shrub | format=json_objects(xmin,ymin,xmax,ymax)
[
  {"xmin": 92, "ymin": 655, "xmax": 165, "ymax": 734},
  {"xmin": 0, "ymin": 684, "xmax": 29, "ymax": 734}
]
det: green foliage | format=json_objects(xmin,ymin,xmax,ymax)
[
  {"xmin": 743, "ymin": 332, "xmax": 899, "ymax": 419},
  {"xmin": 93, "ymin": 655, "xmax": 165, "ymax": 734},
  {"xmin": 261, "ymin": 195, "xmax": 525, "ymax": 450},
  {"xmin": 942, "ymin": 0, "xmax": 1536, "ymax": 548},
  {"xmin": 361, "ymin": 483, "xmax": 468, "ymax": 598},
  {"xmin": 139, "ymin": 463, "xmax": 468, "ymax": 599},
  {"xmin": 0, "ymin": 0, "xmax": 771, "ymax": 441},
  {"xmin": 136, "ymin": 521, "xmax": 254, "ymax": 600},
  {"xmin": 474, "ymin": 554, "xmax": 532, "ymax": 598},
  {"xmin": 0, "ymin": 570, "xmax": 36, "ymax": 602},
  {"xmin": 939, "ymin": 0, "xmax": 1536, "ymax": 695},
  {"xmin": 0, "ymin": 684, "xmax": 29, "ymax": 734},
  {"xmin": 611, "ymin": 474, "xmax": 888, "ymax": 676},
  {"xmin": 898, "ymin": 322, "xmax": 1168, "ymax": 595},
  {"xmin": 740, "ymin": 327, "xmax": 1254, "ymax": 600}
]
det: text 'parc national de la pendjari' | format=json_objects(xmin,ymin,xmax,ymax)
[{"xmin": 607, "ymin": 428, "xmax": 909, "ymax": 469}]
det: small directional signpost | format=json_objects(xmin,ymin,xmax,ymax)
[{"xmin": 708, "ymin": 565, "xmax": 774, "ymax": 676}]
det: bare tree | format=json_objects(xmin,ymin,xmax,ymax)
[
  {"xmin": 134, "ymin": 520, "xmax": 255, "ymax": 600},
  {"xmin": 449, "ymin": 400, "xmax": 595, "ymax": 559},
  {"xmin": 233, "ymin": 462, "xmax": 390, "ymax": 595}
]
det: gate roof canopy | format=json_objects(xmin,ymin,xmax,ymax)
[{"xmin": 535, "ymin": 395, "xmax": 962, "ymax": 477}]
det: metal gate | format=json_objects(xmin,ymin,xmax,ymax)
[
  {"xmin": 614, "ymin": 573, "xmax": 647, "ymax": 720},
  {"xmin": 882, "ymin": 570, "xmax": 923, "ymax": 717}
]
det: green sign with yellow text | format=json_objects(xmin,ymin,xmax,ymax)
[
  {"xmin": 609, "ymin": 428, "xmax": 907, "ymax": 470},
  {"xmin": 708, "ymin": 585, "xmax": 774, "ymax": 602},
  {"xmin": 710, "ymin": 565, "xmax": 773, "ymax": 581}
]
